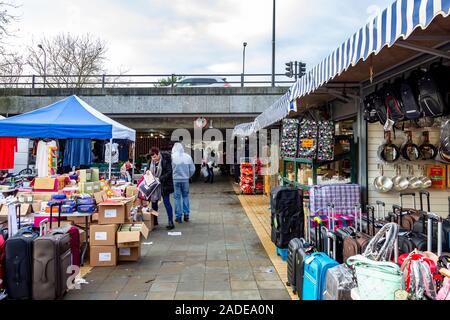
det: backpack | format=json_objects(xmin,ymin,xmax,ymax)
[
  {"xmin": 373, "ymin": 92, "xmax": 387, "ymax": 125},
  {"xmin": 363, "ymin": 93, "xmax": 380, "ymax": 123},
  {"xmin": 400, "ymin": 80, "xmax": 421, "ymax": 120},
  {"xmin": 418, "ymin": 64, "xmax": 448, "ymax": 118},
  {"xmin": 384, "ymin": 84, "xmax": 405, "ymax": 122}
]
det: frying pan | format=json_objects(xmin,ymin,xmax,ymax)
[
  {"xmin": 377, "ymin": 131, "xmax": 400, "ymax": 163},
  {"xmin": 401, "ymin": 131, "xmax": 421, "ymax": 161},
  {"xmin": 419, "ymin": 131, "xmax": 437, "ymax": 160}
]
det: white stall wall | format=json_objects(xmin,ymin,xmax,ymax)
[
  {"xmin": 368, "ymin": 123, "xmax": 449, "ymax": 218},
  {"xmin": 12, "ymin": 138, "xmax": 29, "ymax": 174}
]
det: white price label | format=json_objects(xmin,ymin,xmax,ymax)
[
  {"xmin": 119, "ymin": 248, "xmax": 131, "ymax": 256},
  {"xmin": 95, "ymin": 232, "xmax": 107, "ymax": 241},
  {"xmin": 104, "ymin": 209, "xmax": 117, "ymax": 218},
  {"xmin": 99, "ymin": 253, "xmax": 112, "ymax": 262}
]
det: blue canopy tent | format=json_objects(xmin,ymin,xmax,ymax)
[
  {"xmin": 234, "ymin": 0, "xmax": 450, "ymax": 136},
  {"xmin": 0, "ymin": 95, "xmax": 136, "ymax": 178}
]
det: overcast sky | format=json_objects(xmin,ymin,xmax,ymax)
[{"xmin": 10, "ymin": 0, "xmax": 394, "ymax": 75}]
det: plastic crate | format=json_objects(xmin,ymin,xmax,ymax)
[{"xmin": 276, "ymin": 247, "xmax": 289, "ymax": 262}]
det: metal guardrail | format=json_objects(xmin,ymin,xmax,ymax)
[{"xmin": 0, "ymin": 73, "xmax": 296, "ymax": 89}]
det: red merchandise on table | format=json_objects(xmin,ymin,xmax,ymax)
[{"xmin": 0, "ymin": 137, "xmax": 17, "ymax": 170}]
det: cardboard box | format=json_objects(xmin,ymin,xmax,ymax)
[
  {"xmin": 79, "ymin": 169, "xmax": 92, "ymax": 183},
  {"xmin": 93, "ymin": 181, "xmax": 101, "ymax": 192},
  {"xmin": 125, "ymin": 186, "xmax": 138, "ymax": 198},
  {"xmin": 79, "ymin": 229, "xmax": 86, "ymax": 246},
  {"xmin": 32, "ymin": 200, "xmax": 43, "ymax": 213},
  {"xmin": 0, "ymin": 203, "xmax": 32, "ymax": 217},
  {"xmin": 67, "ymin": 216, "xmax": 90, "ymax": 227},
  {"xmin": 92, "ymin": 168, "xmax": 100, "ymax": 182},
  {"xmin": 89, "ymin": 245, "xmax": 117, "ymax": 267},
  {"xmin": 94, "ymin": 191, "xmax": 108, "ymax": 205},
  {"xmin": 34, "ymin": 177, "xmax": 57, "ymax": 190},
  {"xmin": 90, "ymin": 224, "xmax": 117, "ymax": 246},
  {"xmin": 118, "ymin": 246, "xmax": 141, "ymax": 262},
  {"xmin": 116, "ymin": 223, "xmax": 149, "ymax": 248},
  {"xmin": 32, "ymin": 192, "xmax": 56, "ymax": 201},
  {"xmin": 98, "ymin": 199, "xmax": 132, "ymax": 225},
  {"xmin": 92, "ymin": 212, "xmax": 99, "ymax": 222},
  {"xmin": 79, "ymin": 182, "xmax": 95, "ymax": 194}
]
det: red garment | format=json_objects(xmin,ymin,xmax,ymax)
[{"xmin": 0, "ymin": 137, "xmax": 17, "ymax": 170}]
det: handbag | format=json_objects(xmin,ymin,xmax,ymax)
[
  {"xmin": 347, "ymin": 255, "xmax": 404, "ymax": 300},
  {"xmin": 138, "ymin": 176, "xmax": 161, "ymax": 201},
  {"xmin": 201, "ymin": 165, "xmax": 209, "ymax": 178}
]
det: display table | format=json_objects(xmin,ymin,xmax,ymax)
[{"xmin": 33, "ymin": 211, "xmax": 93, "ymax": 266}]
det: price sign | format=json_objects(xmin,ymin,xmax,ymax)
[{"xmin": 301, "ymin": 139, "xmax": 315, "ymax": 148}]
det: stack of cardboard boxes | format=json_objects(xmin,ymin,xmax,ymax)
[{"xmin": 89, "ymin": 192, "xmax": 150, "ymax": 267}]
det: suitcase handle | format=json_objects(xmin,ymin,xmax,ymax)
[
  {"xmin": 400, "ymin": 192, "xmax": 416, "ymax": 210},
  {"xmin": 49, "ymin": 202, "xmax": 63, "ymax": 230},
  {"xmin": 419, "ymin": 191, "xmax": 430, "ymax": 213}
]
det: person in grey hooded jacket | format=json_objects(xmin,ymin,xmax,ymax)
[{"xmin": 171, "ymin": 142, "xmax": 196, "ymax": 223}]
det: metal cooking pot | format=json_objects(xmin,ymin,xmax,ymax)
[
  {"xmin": 392, "ymin": 165, "xmax": 409, "ymax": 192},
  {"xmin": 418, "ymin": 165, "xmax": 432, "ymax": 189},
  {"xmin": 407, "ymin": 165, "xmax": 423, "ymax": 190},
  {"xmin": 374, "ymin": 164, "xmax": 393, "ymax": 193}
]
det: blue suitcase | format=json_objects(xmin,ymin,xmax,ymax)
[{"xmin": 302, "ymin": 226, "xmax": 338, "ymax": 300}]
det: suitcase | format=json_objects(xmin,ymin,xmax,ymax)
[
  {"xmin": 32, "ymin": 230, "xmax": 71, "ymax": 300},
  {"xmin": 0, "ymin": 233, "xmax": 5, "ymax": 289},
  {"xmin": 4, "ymin": 227, "xmax": 39, "ymax": 300},
  {"xmin": 391, "ymin": 205, "xmax": 428, "ymax": 254},
  {"xmin": 51, "ymin": 225, "xmax": 81, "ymax": 268},
  {"xmin": 342, "ymin": 205, "xmax": 372, "ymax": 263},
  {"xmin": 302, "ymin": 226, "xmax": 339, "ymax": 300},
  {"xmin": 323, "ymin": 264, "xmax": 356, "ymax": 300},
  {"xmin": 286, "ymin": 238, "xmax": 304, "ymax": 291},
  {"xmin": 270, "ymin": 186, "xmax": 302, "ymax": 215}
]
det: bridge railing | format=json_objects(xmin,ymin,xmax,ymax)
[{"xmin": 0, "ymin": 73, "xmax": 296, "ymax": 89}]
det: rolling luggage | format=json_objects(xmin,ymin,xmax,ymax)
[
  {"xmin": 4, "ymin": 227, "xmax": 39, "ymax": 300},
  {"xmin": 271, "ymin": 187, "xmax": 304, "ymax": 249},
  {"xmin": 32, "ymin": 229, "xmax": 71, "ymax": 300},
  {"xmin": 391, "ymin": 205, "xmax": 427, "ymax": 254},
  {"xmin": 302, "ymin": 226, "xmax": 339, "ymax": 300},
  {"xmin": 342, "ymin": 205, "xmax": 371, "ymax": 263},
  {"xmin": 0, "ymin": 233, "xmax": 5, "ymax": 289}
]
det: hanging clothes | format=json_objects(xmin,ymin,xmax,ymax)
[
  {"xmin": 105, "ymin": 142, "xmax": 119, "ymax": 164},
  {"xmin": 63, "ymin": 138, "xmax": 93, "ymax": 168},
  {"xmin": 0, "ymin": 137, "xmax": 17, "ymax": 170},
  {"xmin": 117, "ymin": 140, "xmax": 129, "ymax": 162},
  {"xmin": 36, "ymin": 140, "xmax": 57, "ymax": 177}
]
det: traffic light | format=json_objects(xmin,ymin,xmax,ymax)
[
  {"xmin": 298, "ymin": 62, "xmax": 306, "ymax": 78},
  {"xmin": 285, "ymin": 62, "xmax": 294, "ymax": 78}
]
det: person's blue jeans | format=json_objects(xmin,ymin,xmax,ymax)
[
  {"xmin": 174, "ymin": 181, "xmax": 190, "ymax": 219},
  {"xmin": 152, "ymin": 194, "xmax": 174, "ymax": 224}
]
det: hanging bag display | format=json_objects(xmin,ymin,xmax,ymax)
[
  {"xmin": 400, "ymin": 78, "xmax": 422, "ymax": 120},
  {"xmin": 316, "ymin": 120, "xmax": 335, "ymax": 161},
  {"xmin": 363, "ymin": 93, "xmax": 381, "ymax": 123},
  {"xmin": 384, "ymin": 83, "xmax": 405, "ymax": 123},
  {"xmin": 346, "ymin": 255, "xmax": 404, "ymax": 300},
  {"xmin": 418, "ymin": 64, "xmax": 448, "ymax": 118},
  {"xmin": 297, "ymin": 118, "xmax": 318, "ymax": 159}
]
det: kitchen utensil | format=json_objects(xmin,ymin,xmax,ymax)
[
  {"xmin": 401, "ymin": 131, "xmax": 421, "ymax": 161},
  {"xmin": 392, "ymin": 165, "xmax": 409, "ymax": 192},
  {"xmin": 377, "ymin": 131, "xmax": 400, "ymax": 163},
  {"xmin": 407, "ymin": 165, "xmax": 423, "ymax": 190},
  {"xmin": 374, "ymin": 164, "xmax": 393, "ymax": 193},
  {"xmin": 418, "ymin": 165, "xmax": 432, "ymax": 189},
  {"xmin": 419, "ymin": 131, "xmax": 437, "ymax": 160}
]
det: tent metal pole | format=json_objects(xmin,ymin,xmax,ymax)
[
  {"xmin": 108, "ymin": 138, "xmax": 113, "ymax": 180},
  {"xmin": 132, "ymin": 142, "xmax": 136, "ymax": 183}
]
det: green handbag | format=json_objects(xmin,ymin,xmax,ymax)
[{"xmin": 347, "ymin": 255, "xmax": 404, "ymax": 300}]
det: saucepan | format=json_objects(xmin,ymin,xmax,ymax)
[
  {"xmin": 374, "ymin": 164, "xmax": 393, "ymax": 193},
  {"xmin": 407, "ymin": 165, "xmax": 423, "ymax": 190},
  {"xmin": 392, "ymin": 165, "xmax": 409, "ymax": 192},
  {"xmin": 418, "ymin": 165, "xmax": 432, "ymax": 189}
]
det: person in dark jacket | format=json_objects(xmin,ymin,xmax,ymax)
[{"xmin": 149, "ymin": 147, "xmax": 175, "ymax": 230}]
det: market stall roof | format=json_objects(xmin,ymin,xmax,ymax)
[
  {"xmin": 0, "ymin": 95, "xmax": 136, "ymax": 141},
  {"xmin": 233, "ymin": 0, "xmax": 450, "ymax": 136}
]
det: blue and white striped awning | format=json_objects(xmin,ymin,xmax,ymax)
[
  {"xmin": 290, "ymin": 0, "xmax": 450, "ymax": 101},
  {"xmin": 233, "ymin": 0, "xmax": 450, "ymax": 137},
  {"xmin": 232, "ymin": 90, "xmax": 293, "ymax": 137}
]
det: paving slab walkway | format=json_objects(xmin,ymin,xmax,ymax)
[{"xmin": 64, "ymin": 175, "xmax": 291, "ymax": 300}]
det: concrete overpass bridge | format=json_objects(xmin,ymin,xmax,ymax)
[{"xmin": 0, "ymin": 87, "xmax": 287, "ymax": 131}]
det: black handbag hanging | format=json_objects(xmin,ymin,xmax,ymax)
[
  {"xmin": 418, "ymin": 63, "xmax": 448, "ymax": 118},
  {"xmin": 400, "ymin": 74, "xmax": 422, "ymax": 120},
  {"xmin": 384, "ymin": 82, "xmax": 405, "ymax": 122}
]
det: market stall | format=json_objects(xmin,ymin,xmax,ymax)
[{"xmin": 237, "ymin": 0, "xmax": 450, "ymax": 301}]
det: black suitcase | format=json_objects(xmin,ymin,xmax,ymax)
[
  {"xmin": 270, "ymin": 186, "xmax": 302, "ymax": 215},
  {"xmin": 391, "ymin": 206, "xmax": 427, "ymax": 253},
  {"xmin": 294, "ymin": 239, "xmax": 315, "ymax": 298},
  {"xmin": 286, "ymin": 238, "xmax": 303, "ymax": 293},
  {"xmin": 272, "ymin": 212, "xmax": 304, "ymax": 249},
  {"xmin": 32, "ymin": 230, "xmax": 72, "ymax": 300},
  {"xmin": 4, "ymin": 227, "xmax": 39, "ymax": 300}
]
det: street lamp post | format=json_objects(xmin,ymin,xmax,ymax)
[
  {"xmin": 242, "ymin": 42, "xmax": 247, "ymax": 87},
  {"xmin": 37, "ymin": 44, "xmax": 47, "ymax": 88},
  {"xmin": 271, "ymin": 0, "xmax": 276, "ymax": 87}
]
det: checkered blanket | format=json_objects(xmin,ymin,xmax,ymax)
[{"xmin": 309, "ymin": 184, "xmax": 361, "ymax": 216}]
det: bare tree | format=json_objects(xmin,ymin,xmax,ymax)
[{"xmin": 27, "ymin": 33, "xmax": 108, "ymax": 88}]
